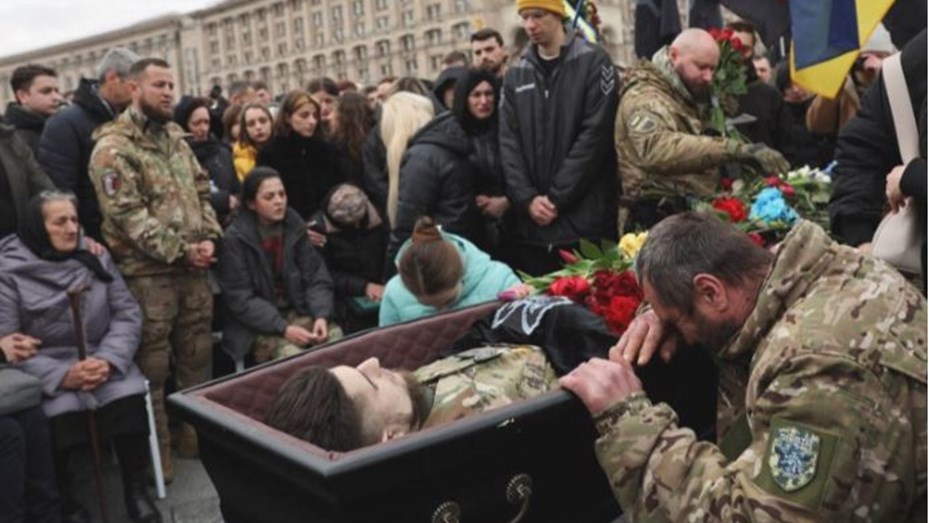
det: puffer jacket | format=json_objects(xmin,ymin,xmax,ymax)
[
  {"xmin": 387, "ymin": 113, "xmax": 483, "ymax": 263},
  {"xmin": 379, "ymin": 232, "xmax": 519, "ymax": 326},
  {"xmin": 216, "ymin": 208, "xmax": 334, "ymax": 361},
  {"xmin": 0, "ymin": 236, "xmax": 145, "ymax": 418},
  {"xmin": 3, "ymin": 103, "xmax": 45, "ymax": 156},
  {"xmin": 500, "ymin": 36, "xmax": 619, "ymax": 247}
]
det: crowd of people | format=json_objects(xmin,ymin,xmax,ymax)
[{"xmin": 0, "ymin": 0, "xmax": 926, "ymax": 522}]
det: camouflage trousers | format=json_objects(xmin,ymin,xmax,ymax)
[
  {"xmin": 125, "ymin": 272, "xmax": 213, "ymax": 454},
  {"xmin": 251, "ymin": 309, "xmax": 343, "ymax": 364}
]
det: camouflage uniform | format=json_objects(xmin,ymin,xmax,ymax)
[
  {"xmin": 414, "ymin": 345, "xmax": 559, "ymax": 429},
  {"xmin": 88, "ymin": 107, "xmax": 223, "ymax": 471},
  {"xmin": 593, "ymin": 221, "xmax": 927, "ymax": 521},
  {"xmin": 616, "ymin": 47, "xmax": 736, "ymax": 229},
  {"xmin": 250, "ymin": 311, "xmax": 344, "ymax": 363}
]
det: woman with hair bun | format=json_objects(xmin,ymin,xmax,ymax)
[{"xmin": 378, "ymin": 216, "xmax": 520, "ymax": 326}]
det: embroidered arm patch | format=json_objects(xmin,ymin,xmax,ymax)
[
  {"xmin": 627, "ymin": 110, "xmax": 661, "ymax": 135},
  {"xmin": 755, "ymin": 418, "xmax": 838, "ymax": 509}
]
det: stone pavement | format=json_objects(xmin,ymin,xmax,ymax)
[{"xmin": 71, "ymin": 447, "xmax": 223, "ymax": 523}]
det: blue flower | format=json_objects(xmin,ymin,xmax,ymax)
[{"xmin": 749, "ymin": 187, "xmax": 799, "ymax": 226}]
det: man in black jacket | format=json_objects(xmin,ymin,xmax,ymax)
[
  {"xmin": 37, "ymin": 47, "xmax": 138, "ymax": 243},
  {"xmin": 3, "ymin": 64, "xmax": 62, "ymax": 157},
  {"xmin": 831, "ymin": 29, "xmax": 926, "ymax": 287},
  {"xmin": 500, "ymin": 1, "xmax": 619, "ymax": 276}
]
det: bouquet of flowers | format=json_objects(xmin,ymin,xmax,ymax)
[
  {"xmin": 707, "ymin": 27, "xmax": 748, "ymax": 139},
  {"xmin": 520, "ymin": 234, "xmax": 647, "ymax": 335},
  {"xmin": 694, "ymin": 165, "xmax": 833, "ymax": 245}
]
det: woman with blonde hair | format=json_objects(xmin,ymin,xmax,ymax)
[{"xmin": 379, "ymin": 92, "xmax": 435, "ymax": 227}]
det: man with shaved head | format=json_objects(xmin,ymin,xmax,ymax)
[{"xmin": 616, "ymin": 28, "xmax": 789, "ymax": 232}]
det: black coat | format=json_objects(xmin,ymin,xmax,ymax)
[
  {"xmin": 831, "ymin": 30, "xmax": 927, "ymax": 248},
  {"xmin": 188, "ymin": 137, "xmax": 240, "ymax": 220},
  {"xmin": 500, "ymin": 36, "xmax": 619, "ymax": 247},
  {"xmin": 257, "ymin": 133, "xmax": 344, "ymax": 220},
  {"xmin": 387, "ymin": 113, "xmax": 483, "ymax": 262},
  {"xmin": 779, "ymin": 99, "xmax": 836, "ymax": 169},
  {"xmin": 216, "ymin": 208, "xmax": 334, "ymax": 361},
  {"xmin": 361, "ymin": 121, "xmax": 388, "ymax": 214},
  {"xmin": 37, "ymin": 79, "xmax": 117, "ymax": 242},
  {"xmin": 734, "ymin": 67, "xmax": 785, "ymax": 149},
  {"xmin": 4, "ymin": 103, "xmax": 46, "ymax": 158}
]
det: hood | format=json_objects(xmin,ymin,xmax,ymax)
[
  {"xmin": 72, "ymin": 78, "xmax": 117, "ymax": 121},
  {"xmin": 188, "ymin": 135, "xmax": 229, "ymax": 159},
  {"xmin": 621, "ymin": 46, "xmax": 698, "ymax": 107},
  {"xmin": 3, "ymin": 102, "xmax": 46, "ymax": 132},
  {"xmin": 0, "ymin": 236, "xmax": 92, "ymax": 291},
  {"xmin": 408, "ymin": 112, "xmax": 473, "ymax": 156},
  {"xmin": 432, "ymin": 66, "xmax": 467, "ymax": 108}
]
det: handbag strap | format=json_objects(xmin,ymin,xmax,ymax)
[{"xmin": 882, "ymin": 52, "xmax": 920, "ymax": 164}]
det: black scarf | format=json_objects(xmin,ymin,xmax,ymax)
[{"xmin": 17, "ymin": 197, "xmax": 113, "ymax": 283}]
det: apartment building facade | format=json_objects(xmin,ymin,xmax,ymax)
[{"xmin": 0, "ymin": 0, "xmax": 643, "ymax": 106}]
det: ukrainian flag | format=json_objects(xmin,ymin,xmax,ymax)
[
  {"xmin": 790, "ymin": 0, "xmax": 896, "ymax": 98},
  {"xmin": 565, "ymin": 0, "xmax": 598, "ymax": 42}
]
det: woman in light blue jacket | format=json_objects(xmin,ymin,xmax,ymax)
[{"xmin": 379, "ymin": 216, "xmax": 520, "ymax": 326}]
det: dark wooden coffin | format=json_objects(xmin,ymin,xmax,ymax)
[{"xmin": 168, "ymin": 302, "xmax": 624, "ymax": 523}]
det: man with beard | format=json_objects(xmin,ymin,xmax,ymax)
[
  {"xmin": 266, "ymin": 345, "xmax": 558, "ymax": 451},
  {"xmin": 562, "ymin": 212, "xmax": 927, "ymax": 521},
  {"xmin": 471, "ymin": 28, "xmax": 508, "ymax": 77},
  {"xmin": 88, "ymin": 58, "xmax": 223, "ymax": 483},
  {"xmin": 615, "ymin": 29, "xmax": 789, "ymax": 232}
]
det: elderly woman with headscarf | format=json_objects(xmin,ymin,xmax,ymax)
[{"xmin": 0, "ymin": 191, "xmax": 160, "ymax": 523}]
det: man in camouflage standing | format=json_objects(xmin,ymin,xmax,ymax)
[
  {"xmin": 89, "ymin": 58, "xmax": 223, "ymax": 482},
  {"xmin": 562, "ymin": 212, "xmax": 927, "ymax": 521},
  {"xmin": 616, "ymin": 29, "xmax": 789, "ymax": 231}
]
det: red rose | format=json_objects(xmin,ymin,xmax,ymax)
[
  {"xmin": 603, "ymin": 296, "xmax": 640, "ymax": 335},
  {"xmin": 779, "ymin": 182, "xmax": 795, "ymax": 197},
  {"xmin": 765, "ymin": 175, "xmax": 781, "ymax": 187},
  {"xmin": 747, "ymin": 232, "xmax": 765, "ymax": 247},
  {"xmin": 719, "ymin": 176, "xmax": 733, "ymax": 191},
  {"xmin": 558, "ymin": 249, "xmax": 579, "ymax": 265},
  {"xmin": 730, "ymin": 38, "xmax": 744, "ymax": 52},
  {"xmin": 549, "ymin": 275, "xmax": 591, "ymax": 301},
  {"xmin": 708, "ymin": 28, "xmax": 721, "ymax": 40},
  {"xmin": 712, "ymin": 196, "xmax": 748, "ymax": 223},
  {"xmin": 613, "ymin": 271, "xmax": 643, "ymax": 300}
]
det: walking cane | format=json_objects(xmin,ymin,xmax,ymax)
[{"xmin": 67, "ymin": 285, "xmax": 109, "ymax": 523}]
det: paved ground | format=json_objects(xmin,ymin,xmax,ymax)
[{"xmin": 72, "ymin": 447, "xmax": 222, "ymax": 523}]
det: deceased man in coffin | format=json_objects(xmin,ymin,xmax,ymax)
[{"xmin": 252, "ymin": 296, "xmax": 715, "ymax": 521}]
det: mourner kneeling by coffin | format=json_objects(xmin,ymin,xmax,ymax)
[{"xmin": 267, "ymin": 296, "xmax": 717, "ymax": 451}]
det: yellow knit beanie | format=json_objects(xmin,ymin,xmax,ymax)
[{"xmin": 516, "ymin": 0, "xmax": 566, "ymax": 17}]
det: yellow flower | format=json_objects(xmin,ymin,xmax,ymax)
[{"xmin": 619, "ymin": 232, "xmax": 648, "ymax": 259}]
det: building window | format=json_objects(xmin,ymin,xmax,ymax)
[
  {"xmin": 332, "ymin": 6, "xmax": 342, "ymax": 23},
  {"xmin": 278, "ymin": 42, "xmax": 287, "ymax": 56},
  {"xmin": 293, "ymin": 17, "xmax": 304, "ymax": 33},
  {"xmin": 376, "ymin": 16, "xmax": 389, "ymax": 31},
  {"xmin": 454, "ymin": 0, "xmax": 470, "ymax": 13},
  {"xmin": 257, "ymin": 8, "xmax": 266, "ymax": 21},
  {"xmin": 207, "ymin": 23, "xmax": 217, "ymax": 36},
  {"xmin": 376, "ymin": 40, "xmax": 390, "ymax": 57},
  {"xmin": 401, "ymin": 34, "xmax": 415, "ymax": 51},
  {"xmin": 276, "ymin": 21, "xmax": 286, "ymax": 37},
  {"xmin": 425, "ymin": 29, "xmax": 441, "ymax": 46},
  {"xmin": 334, "ymin": 28, "xmax": 344, "ymax": 42},
  {"xmin": 312, "ymin": 12, "xmax": 323, "ymax": 27},
  {"xmin": 402, "ymin": 10, "xmax": 414, "ymax": 27},
  {"xmin": 405, "ymin": 58, "xmax": 418, "ymax": 74},
  {"xmin": 426, "ymin": 3, "xmax": 441, "ymax": 20},
  {"xmin": 453, "ymin": 22, "xmax": 470, "ymax": 41},
  {"xmin": 333, "ymin": 50, "xmax": 345, "ymax": 65},
  {"xmin": 315, "ymin": 33, "xmax": 325, "ymax": 46},
  {"xmin": 295, "ymin": 37, "xmax": 305, "ymax": 50},
  {"xmin": 245, "ymin": 50, "xmax": 254, "ymax": 63},
  {"xmin": 210, "ymin": 41, "xmax": 220, "ymax": 54},
  {"xmin": 430, "ymin": 54, "xmax": 442, "ymax": 71},
  {"xmin": 227, "ymin": 54, "xmax": 237, "ymax": 66},
  {"xmin": 226, "ymin": 37, "xmax": 236, "ymax": 49},
  {"xmin": 380, "ymin": 63, "xmax": 392, "ymax": 76},
  {"xmin": 261, "ymin": 47, "xmax": 271, "ymax": 60},
  {"xmin": 273, "ymin": 3, "xmax": 284, "ymax": 17},
  {"xmin": 211, "ymin": 58, "xmax": 221, "ymax": 69},
  {"xmin": 259, "ymin": 27, "xmax": 269, "ymax": 39},
  {"xmin": 313, "ymin": 54, "xmax": 325, "ymax": 69},
  {"xmin": 354, "ymin": 45, "xmax": 367, "ymax": 61},
  {"xmin": 376, "ymin": 0, "xmax": 388, "ymax": 9},
  {"xmin": 355, "ymin": 22, "xmax": 365, "ymax": 37},
  {"xmin": 352, "ymin": 0, "xmax": 364, "ymax": 16}
]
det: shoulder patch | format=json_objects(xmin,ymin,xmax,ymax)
[
  {"xmin": 756, "ymin": 418, "xmax": 839, "ymax": 509},
  {"xmin": 768, "ymin": 425, "xmax": 820, "ymax": 492},
  {"xmin": 628, "ymin": 111, "xmax": 660, "ymax": 135},
  {"xmin": 101, "ymin": 171, "xmax": 121, "ymax": 197}
]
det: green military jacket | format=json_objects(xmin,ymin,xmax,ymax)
[
  {"xmin": 414, "ymin": 345, "xmax": 559, "ymax": 429},
  {"xmin": 616, "ymin": 47, "xmax": 735, "ymax": 203},
  {"xmin": 594, "ymin": 221, "xmax": 927, "ymax": 521},
  {"xmin": 89, "ymin": 108, "xmax": 222, "ymax": 277}
]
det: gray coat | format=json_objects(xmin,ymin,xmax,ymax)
[
  {"xmin": 0, "ymin": 236, "xmax": 144, "ymax": 418},
  {"xmin": 217, "ymin": 208, "xmax": 334, "ymax": 361}
]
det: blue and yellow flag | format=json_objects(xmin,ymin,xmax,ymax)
[
  {"xmin": 565, "ymin": 0, "xmax": 599, "ymax": 42},
  {"xmin": 790, "ymin": 0, "xmax": 896, "ymax": 98}
]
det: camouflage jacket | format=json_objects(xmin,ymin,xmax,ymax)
[
  {"xmin": 414, "ymin": 345, "xmax": 558, "ymax": 429},
  {"xmin": 594, "ymin": 221, "xmax": 927, "ymax": 522},
  {"xmin": 89, "ymin": 108, "xmax": 222, "ymax": 277},
  {"xmin": 616, "ymin": 46, "xmax": 734, "ymax": 202}
]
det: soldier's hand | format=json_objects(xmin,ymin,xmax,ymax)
[
  {"xmin": 609, "ymin": 309, "xmax": 679, "ymax": 366},
  {"xmin": 740, "ymin": 143, "xmax": 790, "ymax": 175},
  {"xmin": 560, "ymin": 358, "xmax": 642, "ymax": 415},
  {"xmin": 0, "ymin": 333, "xmax": 40, "ymax": 363}
]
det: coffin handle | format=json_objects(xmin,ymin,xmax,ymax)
[
  {"xmin": 431, "ymin": 500, "xmax": 461, "ymax": 523},
  {"xmin": 505, "ymin": 473, "xmax": 533, "ymax": 523}
]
